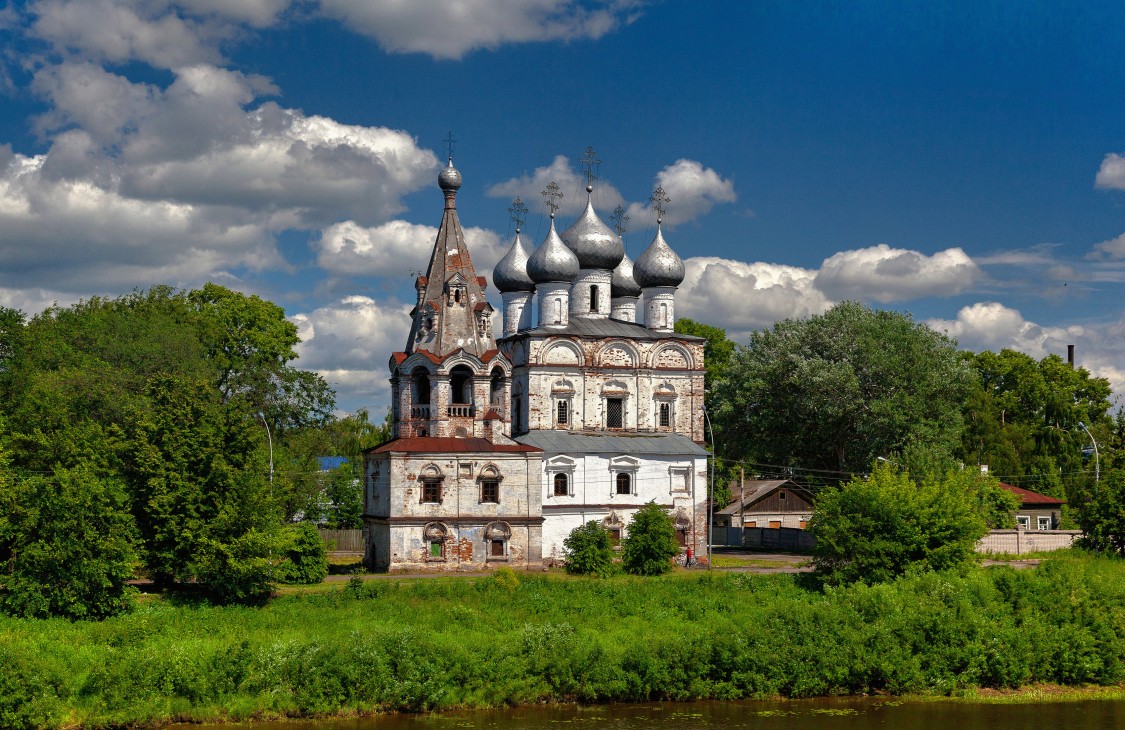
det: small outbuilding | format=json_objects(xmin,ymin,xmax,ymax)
[
  {"xmin": 997, "ymin": 482, "xmax": 1064, "ymax": 530},
  {"xmin": 713, "ymin": 479, "xmax": 814, "ymax": 530}
]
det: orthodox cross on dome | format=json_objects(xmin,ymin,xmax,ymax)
[
  {"xmin": 609, "ymin": 205, "xmax": 629, "ymax": 236},
  {"xmin": 444, "ymin": 131, "xmax": 457, "ymax": 161},
  {"xmin": 541, "ymin": 181, "xmax": 563, "ymax": 217},
  {"xmin": 649, "ymin": 186, "xmax": 670, "ymax": 223},
  {"xmin": 578, "ymin": 146, "xmax": 601, "ymax": 187},
  {"xmin": 508, "ymin": 196, "xmax": 528, "ymax": 231}
]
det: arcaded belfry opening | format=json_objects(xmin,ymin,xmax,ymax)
[
  {"xmin": 449, "ymin": 364, "xmax": 474, "ymax": 418},
  {"xmin": 412, "ymin": 367, "xmax": 432, "ymax": 406},
  {"xmin": 490, "ymin": 366, "xmax": 505, "ymax": 408}
]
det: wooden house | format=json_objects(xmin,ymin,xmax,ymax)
[{"xmin": 713, "ymin": 479, "xmax": 814, "ymax": 530}]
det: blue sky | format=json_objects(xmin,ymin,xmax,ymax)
[{"xmin": 2, "ymin": 1, "xmax": 1124, "ymax": 414}]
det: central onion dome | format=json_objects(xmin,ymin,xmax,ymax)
[
  {"xmin": 494, "ymin": 230, "xmax": 536, "ymax": 292},
  {"xmin": 527, "ymin": 216, "xmax": 580, "ymax": 283},
  {"xmin": 560, "ymin": 186, "xmax": 625, "ymax": 270},
  {"xmin": 611, "ymin": 251, "xmax": 642, "ymax": 298},
  {"xmin": 438, "ymin": 157, "xmax": 462, "ymax": 191},
  {"xmin": 634, "ymin": 222, "xmax": 685, "ymax": 287}
]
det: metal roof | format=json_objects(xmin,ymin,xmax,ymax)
[
  {"xmin": 998, "ymin": 482, "xmax": 1065, "ymax": 506},
  {"xmin": 516, "ymin": 430, "xmax": 708, "ymax": 456},
  {"xmin": 502, "ymin": 316, "xmax": 705, "ymax": 342},
  {"xmin": 369, "ymin": 437, "xmax": 540, "ymax": 454}
]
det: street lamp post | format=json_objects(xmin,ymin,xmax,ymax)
[
  {"xmin": 1078, "ymin": 421, "xmax": 1100, "ymax": 483},
  {"xmin": 258, "ymin": 412, "xmax": 274, "ymax": 487}
]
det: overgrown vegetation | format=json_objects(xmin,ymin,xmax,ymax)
[
  {"xmin": 563, "ymin": 520, "xmax": 616, "ymax": 577},
  {"xmin": 2, "ymin": 557, "xmax": 1124, "ymax": 728},
  {"xmin": 622, "ymin": 502, "xmax": 680, "ymax": 575}
]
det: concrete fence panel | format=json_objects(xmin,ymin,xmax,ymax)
[{"xmin": 976, "ymin": 529, "xmax": 1081, "ymax": 555}]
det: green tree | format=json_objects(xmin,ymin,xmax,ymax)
[
  {"xmin": 563, "ymin": 521, "xmax": 616, "ymax": 577},
  {"xmin": 1073, "ymin": 468, "xmax": 1125, "ymax": 555},
  {"xmin": 0, "ymin": 460, "xmax": 137, "ymax": 619},
  {"xmin": 675, "ymin": 317, "xmax": 735, "ymax": 389},
  {"xmin": 277, "ymin": 522, "xmax": 330, "ymax": 584},
  {"xmin": 621, "ymin": 502, "xmax": 679, "ymax": 576},
  {"xmin": 713, "ymin": 301, "xmax": 974, "ymax": 474},
  {"xmin": 958, "ymin": 349, "xmax": 1112, "ymax": 498},
  {"xmin": 810, "ymin": 465, "xmax": 989, "ymax": 585}
]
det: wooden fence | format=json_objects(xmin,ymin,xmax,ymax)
[{"xmin": 317, "ymin": 528, "xmax": 364, "ymax": 553}]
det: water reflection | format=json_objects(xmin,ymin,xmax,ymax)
[{"xmin": 195, "ymin": 698, "xmax": 1125, "ymax": 730}]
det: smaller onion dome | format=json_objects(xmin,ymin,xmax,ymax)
[
  {"xmin": 494, "ymin": 230, "xmax": 536, "ymax": 292},
  {"xmin": 438, "ymin": 157, "xmax": 462, "ymax": 191},
  {"xmin": 527, "ymin": 216, "xmax": 580, "ymax": 283},
  {"xmin": 560, "ymin": 186, "xmax": 625, "ymax": 270},
  {"xmin": 610, "ymin": 251, "xmax": 642, "ymax": 298},
  {"xmin": 634, "ymin": 223, "xmax": 685, "ymax": 288}
]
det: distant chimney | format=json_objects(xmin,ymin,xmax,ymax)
[{"xmin": 1068, "ymin": 344, "xmax": 1075, "ymax": 368}]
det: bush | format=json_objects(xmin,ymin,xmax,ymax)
[
  {"xmin": 278, "ymin": 523, "xmax": 329, "ymax": 584},
  {"xmin": 563, "ymin": 521, "xmax": 616, "ymax": 577},
  {"xmin": 1073, "ymin": 468, "xmax": 1125, "ymax": 555},
  {"xmin": 621, "ymin": 502, "xmax": 679, "ymax": 576},
  {"xmin": 0, "ymin": 464, "xmax": 137, "ymax": 619},
  {"xmin": 810, "ymin": 465, "xmax": 988, "ymax": 585}
]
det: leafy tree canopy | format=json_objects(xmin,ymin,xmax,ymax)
[
  {"xmin": 622, "ymin": 502, "xmax": 680, "ymax": 576},
  {"xmin": 563, "ymin": 520, "xmax": 616, "ymax": 577},
  {"xmin": 712, "ymin": 301, "xmax": 973, "ymax": 474}
]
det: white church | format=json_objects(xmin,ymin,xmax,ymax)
[{"xmin": 363, "ymin": 153, "xmax": 709, "ymax": 571}]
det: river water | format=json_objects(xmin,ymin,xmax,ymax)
[{"xmin": 197, "ymin": 697, "xmax": 1124, "ymax": 730}]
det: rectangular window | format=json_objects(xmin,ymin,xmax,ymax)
[
  {"xmin": 481, "ymin": 479, "xmax": 499, "ymax": 503},
  {"xmin": 429, "ymin": 541, "xmax": 444, "ymax": 558},
  {"xmin": 606, "ymin": 398, "xmax": 624, "ymax": 428},
  {"xmin": 459, "ymin": 463, "xmax": 473, "ymax": 478},
  {"xmin": 421, "ymin": 478, "xmax": 442, "ymax": 503},
  {"xmin": 1037, "ymin": 516, "xmax": 1052, "ymax": 531},
  {"xmin": 556, "ymin": 400, "xmax": 568, "ymax": 425},
  {"xmin": 658, "ymin": 402, "xmax": 670, "ymax": 428},
  {"xmin": 590, "ymin": 285, "xmax": 599, "ymax": 312},
  {"xmin": 1017, "ymin": 515, "xmax": 1031, "ymax": 529},
  {"xmin": 490, "ymin": 539, "xmax": 505, "ymax": 557},
  {"xmin": 779, "ymin": 491, "xmax": 786, "ymax": 501},
  {"xmin": 553, "ymin": 473, "xmax": 569, "ymax": 497}
]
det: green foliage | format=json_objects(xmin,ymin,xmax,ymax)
[
  {"xmin": 563, "ymin": 521, "xmax": 616, "ymax": 577},
  {"xmin": 674, "ymin": 317, "xmax": 735, "ymax": 389},
  {"xmin": 278, "ymin": 523, "xmax": 329, "ymax": 585},
  {"xmin": 0, "ymin": 460, "xmax": 137, "ymax": 619},
  {"xmin": 0, "ymin": 285, "xmax": 345, "ymax": 614},
  {"xmin": 2, "ymin": 558, "xmax": 1125, "ymax": 726},
  {"xmin": 811, "ymin": 466, "xmax": 989, "ymax": 585},
  {"xmin": 622, "ymin": 502, "xmax": 679, "ymax": 576},
  {"xmin": 976, "ymin": 480, "xmax": 1022, "ymax": 529},
  {"xmin": 1073, "ymin": 468, "xmax": 1125, "ymax": 555},
  {"xmin": 959, "ymin": 349, "xmax": 1112, "ymax": 496},
  {"xmin": 713, "ymin": 301, "xmax": 973, "ymax": 473}
]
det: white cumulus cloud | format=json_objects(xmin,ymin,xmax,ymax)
[
  {"xmin": 1095, "ymin": 152, "xmax": 1125, "ymax": 190},
  {"xmin": 625, "ymin": 159, "xmax": 736, "ymax": 229},
  {"xmin": 487, "ymin": 154, "xmax": 627, "ymax": 219},
  {"xmin": 814, "ymin": 244, "xmax": 981, "ymax": 303},
  {"xmin": 318, "ymin": 0, "xmax": 641, "ymax": 60}
]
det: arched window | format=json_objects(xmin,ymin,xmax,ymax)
[
  {"xmin": 616, "ymin": 472, "xmax": 631, "ymax": 495},
  {"xmin": 658, "ymin": 402, "xmax": 671, "ymax": 428},
  {"xmin": 490, "ymin": 366, "xmax": 505, "ymax": 407},
  {"xmin": 554, "ymin": 473, "xmax": 569, "ymax": 497},
  {"xmin": 556, "ymin": 400, "xmax": 569, "ymax": 426},
  {"xmin": 449, "ymin": 365, "xmax": 473, "ymax": 405},
  {"xmin": 412, "ymin": 367, "xmax": 431, "ymax": 406}
]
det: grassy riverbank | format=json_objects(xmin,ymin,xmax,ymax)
[{"xmin": 3, "ymin": 556, "xmax": 1124, "ymax": 729}]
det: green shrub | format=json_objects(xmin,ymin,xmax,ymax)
[
  {"xmin": 563, "ymin": 521, "xmax": 616, "ymax": 577},
  {"xmin": 811, "ymin": 465, "xmax": 988, "ymax": 585},
  {"xmin": 622, "ymin": 502, "xmax": 679, "ymax": 576},
  {"xmin": 278, "ymin": 523, "xmax": 329, "ymax": 584},
  {"xmin": 0, "ymin": 464, "xmax": 137, "ymax": 619}
]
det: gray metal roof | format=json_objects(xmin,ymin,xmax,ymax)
[
  {"xmin": 502, "ymin": 315, "xmax": 704, "ymax": 342},
  {"xmin": 516, "ymin": 430, "xmax": 708, "ymax": 456}
]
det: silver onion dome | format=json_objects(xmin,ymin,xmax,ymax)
[
  {"xmin": 494, "ymin": 230, "xmax": 536, "ymax": 292},
  {"xmin": 560, "ymin": 187, "xmax": 625, "ymax": 270},
  {"xmin": 634, "ymin": 223, "xmax": 685, "ymax": 288},
  {"xmin": 610, "ymin": 251, "xmax": 642, "ymax": 298},
  {"xmin": 527, "ymin": 217, "xmax": 580, "ymax": 283},
  {"xmin": 438, "ymin": 157, "xmax": 462, "ymax": 191}
]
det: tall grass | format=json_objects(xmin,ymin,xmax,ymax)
[{"xmin": 3, "ymin": 556, "xmax": 1125, "ymax": 728}]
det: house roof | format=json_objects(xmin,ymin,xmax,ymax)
[
  {"xmin": 716, "ymin": 479, "xmax": 811, "ymax": 515},
  {"xmin": 368, "ymin": 437, "xmax": 540, "ymax": 454},
  {"xmin": 998, "ymin": 482, "xmax": 1065, "ymax": 506},
  {"xmin": 515, "ymin": 430, "xmax": 708, "ymax": 456},
  {"xmin": 316, "ymin": 456, "xmax": 349, "ymax": 471}
]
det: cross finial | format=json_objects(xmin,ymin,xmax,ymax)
[
  {"xmin": 444, "ymin": 131, "xmax": 456, "ymax": 162},
  {"xmin": 541, "ymin": 181, "xmax": 563, "ymax": 217},
  {"xmin": 578, "ymin": 145, "xmax": 600, "ymax": 188},
  {"xmin": 649, "ymin": 186, "xmax": 670, "ymax": 223},
  {"xmin": 609, "ymin": 205, "xmax": 629, "ymax": 236},
  {"xmin": 508, "ymin": 196, "xmax": 528, "ymax": 231}
]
